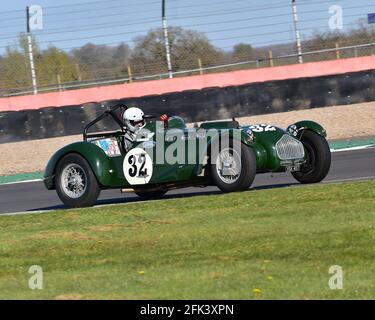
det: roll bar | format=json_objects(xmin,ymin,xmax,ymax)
[{"xmin": 83, "ymin": 104, "xmax": 128, "ymax": 141}]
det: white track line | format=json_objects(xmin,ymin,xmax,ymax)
[
  {"xmin": 330, "ymin": 144, "xmax": 375, "ymax": 152},
  {"xmin": 0, "ymin": 198, "xmax": 159, "ymax": 217},
  {"xmin": 0, "ymin": 179, "xmax": 42, "ymax": 186},
  {"xmin": 0, "ymin": 209, "xmax": 54, "ymax": 217}
]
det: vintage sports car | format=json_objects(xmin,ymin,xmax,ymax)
[{"xmin": 44, "ymin": 104, "xmax": 331, "ymax": 207}]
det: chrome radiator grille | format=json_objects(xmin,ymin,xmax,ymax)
[{"xmin": 276, "ymin": 134, "xmax": 305, "ymax": 160}]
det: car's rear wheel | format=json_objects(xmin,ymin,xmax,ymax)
[
  {"xmin": 292, "ymin": 130, "xmax": 331, "ymax": 184},
  {"xmin": 210, "ymin": 141, "xmax": 256, "ymax": 192},
  {"xmin": 55, "ymin": 153, "xmax": 101, "ymax": 207}
]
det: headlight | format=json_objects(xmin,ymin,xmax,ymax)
[
  {"xmin": 287, "ymin": 124, "xmax": 298, "ymax": 137},
  {"xmin": 245, "ymin": 128, "xmax": 254, "ymax": 142}
]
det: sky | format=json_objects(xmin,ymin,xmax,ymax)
[{"xmin": 0, "ymin": 0, "xmax": 373, "ymax": 54}]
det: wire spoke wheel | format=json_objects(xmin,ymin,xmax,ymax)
[
  {"xmin": 56, "ymin": 154, "xmax": 101, "ymax": 208},
  {"xmin": 61, "ymin": 163, "xmax": 87, "ymax": 199},
  {"xmin": 215, "ymin": 147, "xmax": 241, "ymax": 184}
]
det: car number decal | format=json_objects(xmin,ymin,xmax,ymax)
[
  {"xmin": 123, "ymin": 148, "xmax": 153, "ymax": 185},
  {"xmin": 249, "ymin": 124, "xmax": 276, "ymax": 132}
]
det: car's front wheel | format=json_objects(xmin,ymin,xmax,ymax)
[
  {"xmin": 55, "ymin": 153, "xmax": 101, "ymax": 207},
  {"xmin": 292, "ymin": 130, "xmax": 331, "ymax": 184}
]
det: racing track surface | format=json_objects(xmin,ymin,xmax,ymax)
[{"xmin": 0, "ymin": 148, "xmax": 374, "ymax": 215}]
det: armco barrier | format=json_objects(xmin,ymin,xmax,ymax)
[{"xmin": 0, "ymin": 69, "xmax": 375, "ymax": 144}]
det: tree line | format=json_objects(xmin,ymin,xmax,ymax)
[{"xmin": 0, "ymin": 24, "xmax": 374, "ymax": 94}]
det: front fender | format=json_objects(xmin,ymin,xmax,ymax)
[
  {"xmin": 292, "ymin": 120, "xmax": 327, "ymax": 138},
  {"xmin": 44, "ymin": 142, "xmax": 112, "ymax": 189}
]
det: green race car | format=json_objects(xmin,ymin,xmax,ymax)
[{"xmin": 44, "ymin": 104, "xmax": 331, "ymax": 207}]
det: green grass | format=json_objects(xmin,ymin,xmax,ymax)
[{"xmin": 1, "ymin": 180, "xmax": 375, "ymax": 300}]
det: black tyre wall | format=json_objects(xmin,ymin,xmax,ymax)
[{"xmin": 292, "ymin": 130, "xmax": 331, "ymax": 184}]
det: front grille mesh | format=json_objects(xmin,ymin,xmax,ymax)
[{"xmin": 276, "ymin": 134, "xmax": 305, "ymax": 160}]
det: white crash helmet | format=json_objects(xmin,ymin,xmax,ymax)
[{"xmin": 123, "ymin": 107, "xmax": 146, "ymax": 132}]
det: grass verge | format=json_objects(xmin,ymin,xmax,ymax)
[{"xmin": 0, "ymin": 180, "xmax": 374, "ymax": 299}]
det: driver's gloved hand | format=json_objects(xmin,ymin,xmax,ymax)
[{"xmin": 159, "ymin": 114, "xmax": 169, "ymax": 122}]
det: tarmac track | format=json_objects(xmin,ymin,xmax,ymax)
[{"xmin": 0, "ymin": 148, "xmax": 374, "ymax": 215}]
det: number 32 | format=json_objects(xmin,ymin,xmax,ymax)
[{"xmin": 128, "ymin": 154, "xmax": 147, "ymax": 178}]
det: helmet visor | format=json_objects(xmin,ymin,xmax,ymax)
[{"xmin": 130, "ymin": 119, "xmax": 145, "ymax": 128}]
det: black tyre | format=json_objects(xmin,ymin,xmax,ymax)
[
  {"xmin": 134, "ymin": 189, "xmax": 167, "ymax": 200},
  {"xmin": 210, "ymin": 141, "xmax": 256, "ymax": 192},
  {"xmin": 55, "ymin": 153, "xmax": 101, "ymax": 208},
  {"xmin": 292, "ymin": 130, "xmax": 331, "ymax": 184}
]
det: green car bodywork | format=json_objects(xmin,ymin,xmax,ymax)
[{"xmin": 44, "ymin": 116, "xmax": 326, "ymax": 191}]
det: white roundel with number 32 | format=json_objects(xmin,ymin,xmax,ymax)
[
  {"xmin": 123, "ymin": 148, "xmax": 153, "ymax": 185},
  {"xmin": 249, "ymin": 124, "xmax": 276, "ymax": 132}
]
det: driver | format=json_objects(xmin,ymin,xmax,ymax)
[
  {"xmin": 123, "ymin": 107, "xmax": 146, "ymax": 132},
  {"xmin": 122, "ymin": 107, "xmax": 146, "ymax": 151},
  {"xmin": 122, "ymin": 107, "xmax": 169, "ymax": 151}
]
